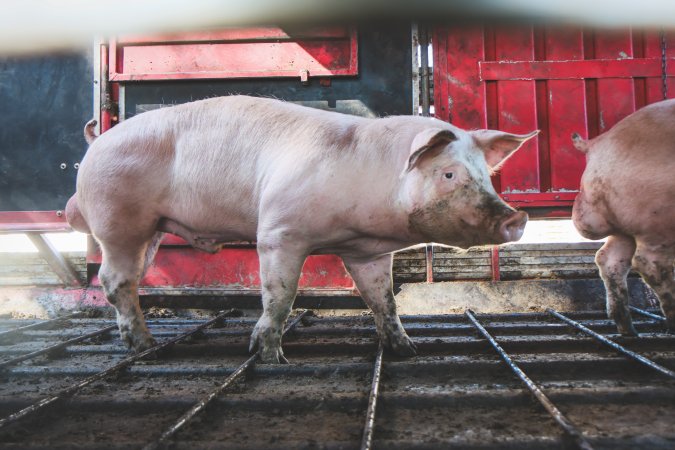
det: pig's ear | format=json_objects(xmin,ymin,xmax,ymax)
[
  {"xmin": 571, "ymin": 132, "xmax": 590, "ymax": 153},
  {"xmin": 471, "ymin": 129, "xmax": 539, "ymax": 169},
  {"xmin": 404, "ymin": 128, "xmax": 457, "ymax": 174}
]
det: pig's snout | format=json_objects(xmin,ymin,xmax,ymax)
[{"xmin": 499, "ymin": 210, "xmax": 528, "ymax": 243}]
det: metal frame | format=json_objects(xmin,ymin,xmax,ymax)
[
  {"xmin": 0, "ymin": 309, "xmax": 237, "ymax": 430},
  {"xmin": 466, "ymin": 309, "xmax": 594, "ymax": 450},
  {"xmin": 108, "ymin": 27, "xmax": 359, "ymax": 82},
  {"xmin": 547, "ymin": 308, "xmax": 675, "ymax": 379},
  {"xmin": 432, "ymin": 26, "xmax": 674, "ymax": 215},
  {"xmin": 143, "ymin": 310, "xmax": 309, "ymax": 450}
]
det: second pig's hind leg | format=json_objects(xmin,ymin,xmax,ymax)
[
  {"xmin": 632, "ymin": 241, "xmax": 675, "ymax": 333},
  {"xmin": 343, "ymin": 254, "xmax": 417, "ymax": 356},
  {"xmin": 596, "ymin": 235, "xmax": 637, "ymax": 336}
]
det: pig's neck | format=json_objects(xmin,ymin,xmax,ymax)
[{"xmin": 345, "ymin": 120, "xmax": 430, "ymax": 247}]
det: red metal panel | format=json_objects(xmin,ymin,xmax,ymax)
[
  {"xmin": 109, "ymin": 27, "xmax": 358, "ymax": 81},
  {"xmin": 87, "ymin": 248, "xmax": 355, "ymax": 290},
  {"xmin": 493, "ymin": 27, "xmax": 540, "ymax": 193},
  {"xmin": 545, "ymin": 27, "xmax": 588, "ymax": 192},
  {"xmin": 433, "ymin": 25, "xmax": 674, "ymax": 216},
  {"xmin": 593, "ymin": 30, "xmax": 636, "ymax": 133},
  {"xmin": 432, "ymin": 26, "xmax": 486, "ymax": 128},
  {"xmin": 480, "ymin": 58, "xmax": 674, "ymax": 80},
  {"xmin": 0, "ymin": 211, "xmax": 70, "ymax": 233}
]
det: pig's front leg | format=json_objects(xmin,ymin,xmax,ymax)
[
  {"xmin": 343, "ymin": 254, "xmax": 417, "ymax": 356},
  {"xmin": 250, "ymin": 241, "xmax": 307, "ymax": 363}
]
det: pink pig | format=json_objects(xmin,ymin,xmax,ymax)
[
  {"xmin": 67, "ymin": 96, "xmax": 535, "ymax": 363},
  {"xmin": 572, "ymin": 99, "xmax": 675, "ymax": 335}
]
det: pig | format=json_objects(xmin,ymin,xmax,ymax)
[
  {"xmin": 66, "ymin": 95, "xmax": 535, "ymax": 363},
  {"xmin": 572, "ymin": 99, "xmax": 675, "ymax": 336}
]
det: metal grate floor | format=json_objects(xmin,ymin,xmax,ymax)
[{"xmin": 0, "ymin": 307, "xmax": 673, "ymax": 449}]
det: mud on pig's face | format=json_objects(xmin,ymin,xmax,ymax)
[{"xmin": 402, "ymin": 126, "xmax": 537, "ymax": 248}]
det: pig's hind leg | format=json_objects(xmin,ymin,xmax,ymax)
[
  {"xmin": 596, "ymin": 235, "xmax": 638, "ymax": 336},
  {"xmin": 343, "ymin": 254, "xmax": 417, "ymax": 357},
  {"xmin": 250, "ymin": 241, "xmax": 308, "ymax": 363},
  {"xmin": 98, "ymin": 235, "xmax": 158, "ymax": 352},
  {"xmin": 632, "ymin": 241, "xmax": 675, "ymax": 333}
]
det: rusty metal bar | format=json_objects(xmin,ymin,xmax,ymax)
[
  {"xmin": 360, "ymin": 343, "xmax": 384, "ymax": 450},
  {"xmin": 26, "ymin": 232, "xmax": 83, "ymax": 287},
  {"xmin": 0, "ymin": 324, "xmax": 117, "ymax": 370},
  {"xmin": 629, "ymin": 306, "xmax": 667, "ymax": 323},
  {"xmin": 425, "ymin": 244, "xmax": 434, "ymax": 282},
  {"xmin": 0, "ymin": 309, "xmax": 236, "ymax": 430},
  {"xmin": 547, "ymin": 308, "xmax": 675, "ymax": 380},
  {"xmin": 143, "ymin": 310, "xmax": 309, "ymax": 450},
  {"xmin": 465, "ymin": 310, "xmax": 594, "ymax": 450},
  {"xmin": 490, "ymin": 246, "xmax": 501, "ymax": 281},
  {"xmin": 0, "ymin": 312, "xmax": 80, "ymax": 339}
]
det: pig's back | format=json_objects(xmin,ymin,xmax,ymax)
[{"xmin": 160, "ymin": 96, "xmax": 369, "ymax": 234}]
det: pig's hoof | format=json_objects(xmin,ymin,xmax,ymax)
[
  {"xmin": 617, "ymin": 325, "xmax": 638, "ymax": 337},
  {"xmin": 249, "ymin": 326, "xmax": 287, "ymax": 363},
  {"xmin": 258, "ymin": 346, "xmax": 289, "ymax": 364},
  {"xmin": 121, "ymin": 331, "xmax": 157, "ymax": 353},
  {"xmin": 386, "ymin": 333, "xmax": 417, "ymax": 357}
]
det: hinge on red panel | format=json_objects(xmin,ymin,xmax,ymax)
[{"xmin": 300, "ymin": 69, "xmax": 310, "ymax": 85}]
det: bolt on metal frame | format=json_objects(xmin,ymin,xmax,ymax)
[
  {"xmin": 465, "ymin": 309, "xmax": 595, "ymax": 450},
  {"xmin": 0, "ymin": 309, "xmax": 237, "ymax": 430},
  {"xmin": 546, "ymin": 308, "xmax": 675, "ymax": 380},
  {"xmin": 143, "ymin": 310, "xmax": 309, "ymax": 450}
]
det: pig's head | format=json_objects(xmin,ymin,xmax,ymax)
[{"xmin": 400, "ymin": 126, "xmax": 538, "ymax": 248}]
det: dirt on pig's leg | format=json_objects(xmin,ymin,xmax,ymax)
[{"xmin": 343, "ymin": 253, "xmax": 417, "ymax": 356}]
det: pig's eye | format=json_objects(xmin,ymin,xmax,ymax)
[{"xmin": 444, "ymin": 172, "xmax": 454, "ymax": 180}]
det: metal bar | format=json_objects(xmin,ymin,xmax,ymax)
[
  {"xmin": 144, "ymin": 310, "xmax": 309, "ymax": 450},
  {"xmin": 0, "ymin": 312, "xmax": 80, "ymax": 339},
  {"xmin": 547, "ymin": 308, "xmax": 675, "ymax": 380},
  {"xmin": 425, "ymin": 244, "xmax": 434, "ymax": 282},
  {"xmin": 465, "ymin": 310, "xmax": 594, "ymax": 450},
  {"xmin": 490, "ymin": 246, "xmax": 501, "ymax": 281},
  {"xmin": 0, "ymin": 309, "xmax": 236, "ymax": 430},
  {"xmin": 0, "ymin": 324, "xmax": 117, "ymax": 370},
  {"xmin": 419, "ymin": 26, "xmax": 431, "ymax": 117},
  {"xmin": 360, "ymin": 343, "xmax": 384, "ymax": 450},
  {"xmin": 26, "ymin": 232, "xmax": 82, "ymax": 287},
  {"xmin": 629, "ymin": 306, "xmax": 667, "ymax": 323}
]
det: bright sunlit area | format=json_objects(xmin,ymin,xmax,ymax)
[
  {"xmin": 0, "ymin": 232, "xmax": 88, "ymax": 253},
  {"xmin": 0, "ymin": 220, "xmax": 600, "ymax": 253}
]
